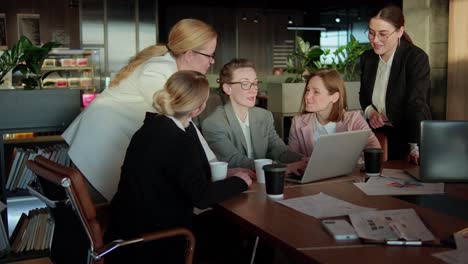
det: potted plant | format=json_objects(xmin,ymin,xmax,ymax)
[
  {"xmin": 0, "ymin": 36, "xmax": 30, "ymax": 87},
  {"xmin": 278, "ymin": 35, "xmax": 370, "ymax": 112},
  {"xmin": 284, "ymin": 36, "xmax": 323, "ymax": 83},
  {"xmin": 0, "ymin": 36, "xmax": 61, "ymax": 89},
  {"xmin": 313, "ymin": 34, "xmax": 370, "ymax": 82},
  {"xmin": 13, "ymin": 37, "xmax": 61, "ymax": 89},
  {"xmin": 286, "ymin": 35, "xmax": 370, "ymax": 82}
]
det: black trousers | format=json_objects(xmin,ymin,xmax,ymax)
[
  {"xmin": 193, "ymin": 209, "xmax": 270, "ymax": 264},
  {"xmin": 374, "ymin": 125, "xmax": 409, "ymax": 161}
]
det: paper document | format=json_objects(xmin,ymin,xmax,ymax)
[
  {"xmin": 432, "ymin": 250, "xmax": 468, "ymax": 264},
  {"xmin": 432, "ymin": 232, "xmax": 468, "ymax": 264},
  {"xmin": 354, "ymin": 169, "xmax": 444, "ymax": 196},
  {"xmin": 276, "ymin": 192, "xmax": 376, "ymax": 219},
  {"xmin": 348, "ymin": 208, "xmax": 435, "ymax": 242}
]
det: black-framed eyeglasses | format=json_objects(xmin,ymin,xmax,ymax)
[
  {"xmin": 227, "ymin": 81, "xmax": 262, "ymax": 90},
  {"xmin": 192, "ymin": 50, "xmax": 215, "ymax": 61},
  {"xmin": 366, "ymin": 28, "xmax": 398, "ymax": 42}
]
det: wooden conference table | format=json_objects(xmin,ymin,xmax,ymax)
[{"xmin": 215, "ymin": 161, "xmax": 468, "ymax": 264}]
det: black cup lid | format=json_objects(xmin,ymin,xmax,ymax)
[
  {"xmin": 364, "ymin": 148, "xmax": 383, "ymax": 153},
  {"xmin": 263, "ymin": 164, "xmax": 287, "ymax": 172}
]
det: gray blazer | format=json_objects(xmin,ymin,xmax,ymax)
[{"xmin": 201, "ymin": 102, "xmax": 302, "ymax": 170}]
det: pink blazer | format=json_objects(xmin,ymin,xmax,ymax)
[{"xmin": 288, "ymin": 111, "xmax": 381, "ymax": 156}]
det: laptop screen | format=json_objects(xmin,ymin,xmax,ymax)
[{"xmin": 420, "ymin": 120, "xmax": 468, "ymax": 182}]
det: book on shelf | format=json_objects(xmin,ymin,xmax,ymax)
[
  {"xmin": 0, "ymin": 202, "xmax": 10, "ymax": 257},
  {"xmin": 6, "ymin": 148, "xmax": 24, "ymax": 189},
  {"xmin": 5, "ymin": 144, "xmax": 70, "ymax": 192},
  {"xmin": 32, "ymin": 209, "xmax": 48, "ymax": 251},
  {"xmin": 10, "ymin": 208, "xmax": 54, "ymax": 254},
  {"xmin": 6, "ymin": 148, "xmax": 26, "ymax": 191},
  {"xmin": 9, "ymin": 213, "xmax": 29, "ymax": 252}
]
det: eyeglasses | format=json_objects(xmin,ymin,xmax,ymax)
[
  {"xmin": 227, "ymin": 81, "xmax": 262, "ymax": 90},
  {"xmin": 366, "ymin": 29, "xmax": 398, "ymax": 42},
  {"xmin": 192, "ymin": 50, "xmax": 215, "ymax": 62}
]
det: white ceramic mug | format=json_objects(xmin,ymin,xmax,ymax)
[
  {"xmin": 209, "ymin": 161, "xmax": 228, "ymax": 181},
  {"xmin": 254, "ymin": 159, "xmax": 273, "ymax": 183}
]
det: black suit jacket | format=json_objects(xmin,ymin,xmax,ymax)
[
  {"xmin": 359, "ymin": 39, "xmax": 432, "ymax": 143},
  {"xmin": 107, "ymin": 113, "xmax": 247, "ymax": 240}
]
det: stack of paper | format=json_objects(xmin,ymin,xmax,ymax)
[
  {"xmin": 348, "ymin": 208, "xmax": 435, "ymax": 242},
  {"xmin": 276, "ymin": 192, "xmax": 376, "ymax": 218},
  {"xmin": 354, "ymin": 169, "xmax": 444, "ymax": 196}
]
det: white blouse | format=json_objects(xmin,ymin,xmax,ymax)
[{"xmin": 364, "ymin": 51, "xmax": 395, "ymax": 119}]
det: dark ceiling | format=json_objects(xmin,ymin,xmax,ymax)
[{"xmin": 159, "ymin": 0, "xmax": 401, "ymax": 12}]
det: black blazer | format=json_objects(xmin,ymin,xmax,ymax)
[
  {"xmin": 107, "ymin": 113, "xmax": 247, "ymax": 239},
  {"xmin": 359, "ymin": 39, "xmax": 432, "ymax": 143}
]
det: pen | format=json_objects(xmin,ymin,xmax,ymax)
[
  {"xmin": 361, "ymin": 239, "xmax": 445, "ymax": 247},
  {"xmin": 386, "ymin": 240, "xmax": 422, "ymax": 246}
]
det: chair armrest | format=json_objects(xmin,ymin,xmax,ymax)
[
  {"xmin": 94, "ymin": 227, "xmax": 195, "ymax": 264},
  {"xmin": 142, "ymin": 227, "xmax": 195, "ymax": 264},
  {"xmin": 27, "ymin": 184, "xmax": 69, "ymax": 208}
]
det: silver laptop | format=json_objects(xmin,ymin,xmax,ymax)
[
  {"xmin": 286, "ymin": 129, "xmax": 371, "ymax": 184},
  {"xmin": 406, "ymin": 120, "xmax": 468, "ymax": 183}
]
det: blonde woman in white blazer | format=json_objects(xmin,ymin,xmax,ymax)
[{"xmin": 63, "ymin": 19, "xmax": 218, "ymax": 201}]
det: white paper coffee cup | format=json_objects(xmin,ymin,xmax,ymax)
[
  {"xmin": 254, "ymin": 159, "xmax": 273, "ymax": 183},
  {"xmin": 209, "ymin": 161, "xmax": 228, "ymax": 181}
]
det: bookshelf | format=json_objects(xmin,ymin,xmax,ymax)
[{"xmin": 0, "ymin": 88, "xmax": 81, "ymax": 262}]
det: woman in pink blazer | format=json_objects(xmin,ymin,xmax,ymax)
[{"xmin": 288, "ymin": 69, "xmax": 380, "ymax": 156}]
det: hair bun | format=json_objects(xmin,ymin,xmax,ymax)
[{"xmin": 153, "ymin": 90, "xmax": 174, "ymax": 115}]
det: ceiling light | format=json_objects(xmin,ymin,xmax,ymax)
[
  {"xmin": 241, "ymin": 14, "xmax": 247, "ymax": 21},
  {"xmin": 287, "ymin": 26, "xmax": 327, "ymax": 31},
  {"xmin": 335, "ymin": 16, "xmax": 341, "ymax": 23},
  {"xmin": 287, "ymin": 16, "xmax": 294, "ymax": 25},
  {"xmin": 253, "ymin": 15, "xmax": 259, "ymax": 23}
]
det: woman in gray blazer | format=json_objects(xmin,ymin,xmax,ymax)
[{"xmin": 202, "ymin": 58, "xmax": 305, "ymax": 174}]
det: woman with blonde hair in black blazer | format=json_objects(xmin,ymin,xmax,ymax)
[{"xmin": 106, "ymin": 70, "xmax": 252, "ymax": 263}]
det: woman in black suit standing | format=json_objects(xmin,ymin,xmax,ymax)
[{"xmin": 360, "ymin": 4, "xmax": 431, "ymax": 163}]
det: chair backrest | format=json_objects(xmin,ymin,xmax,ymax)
[
  {"xmin": 27, "ymin": 155, "xmax": 196, "ymax": 264},
  {"xmin": 193, "ymin": 87, "xmax": 228, "ymax": 128},
  {"xmin": 26, "ymin": 155, "xmax": 104, "ymax": 264}
]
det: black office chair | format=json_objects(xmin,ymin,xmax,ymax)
[{"xmin": 26, "ymin": 155, "xmax": 195, "ymax": 264}]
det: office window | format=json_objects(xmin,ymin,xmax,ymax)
[
  {"xmin": 351, "ymin": 21, "xmax": 369, "ymax": 44},
  {"xmin": 319, "ymin": 30, "xmax": 347, "ymax": 64}
]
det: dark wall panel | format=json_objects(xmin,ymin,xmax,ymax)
[{"xmin": 0, "ymin": 0, "xmax": 80, "ymax": 48}]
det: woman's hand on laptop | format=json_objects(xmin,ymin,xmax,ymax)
[
  {"xmin": 228, "ymin": 167, "xmax": 256, "ymax": 180},
  {"xmin": 286, "ymin": 159, "xmax": 308, "ymax": 176}
]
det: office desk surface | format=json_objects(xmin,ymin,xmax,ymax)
[{"xmin": 216, "ymin": 164, "xmax": 468, "ymax": 264}]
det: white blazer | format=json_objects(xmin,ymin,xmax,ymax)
[{"xmin": 63, "ymin": 53, "xmax": 177, "ymax": 201}]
